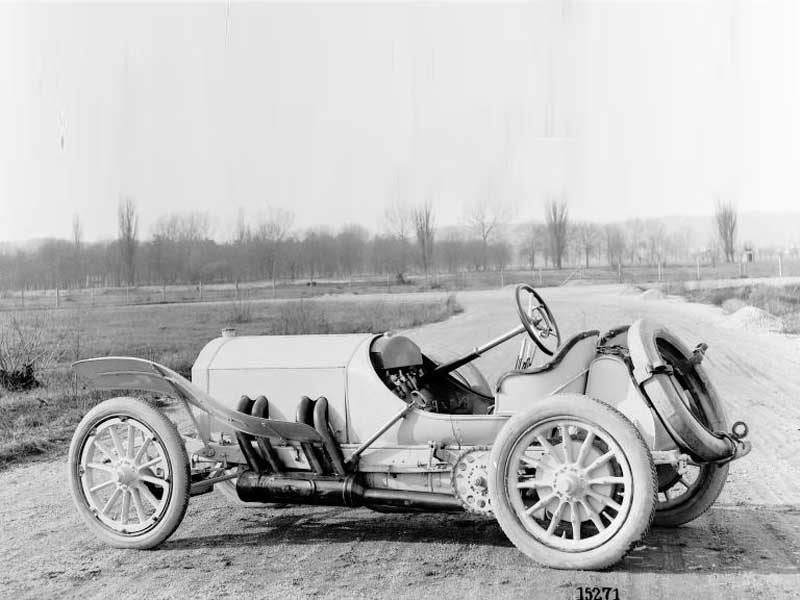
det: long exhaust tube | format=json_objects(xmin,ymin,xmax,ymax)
[{"xmin": 236, "ymin": 471, "xmax": 462, "ymax": 512}]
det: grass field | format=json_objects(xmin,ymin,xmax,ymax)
[{"xmin": 0, "ymin": 293, "xmax": 462, "ymax": 470}]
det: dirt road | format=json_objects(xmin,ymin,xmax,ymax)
[{"xmin": 2, "ymin": 285, "xmax": 799, "ymax": 599}]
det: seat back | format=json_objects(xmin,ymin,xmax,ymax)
[{"xmin": 494, "ymin": 330, "xmax": 599, "ymax": 414}]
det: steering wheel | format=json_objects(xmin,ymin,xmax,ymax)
[{"xmin": 515, "ymin": 284, "xmax": 561, "ymax": 356}]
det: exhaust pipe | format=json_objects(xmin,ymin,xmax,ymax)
[{"xmin": 236, "ymin": 471, "xmax": 462, "ymax": 512}]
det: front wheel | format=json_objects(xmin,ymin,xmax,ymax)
[
  {"xmin": 68, "ymin": 397, "xmax": 190, "ymax": 549},
  {"xmin": 489, "ymin": 394, "xmax": 656, "ymax": 570}
]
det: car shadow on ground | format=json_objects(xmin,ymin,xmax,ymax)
[{"xmin": 164, "ymin": 503, "xmax": 800, "ymax": 575}]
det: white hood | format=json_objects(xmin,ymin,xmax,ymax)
[{"xmin": 193, "ymin": 333, "xmax": 374, "ymax": 372}]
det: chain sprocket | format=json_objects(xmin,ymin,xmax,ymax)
[{"xmin": 451, "ymin": 449, "xmax": 493, "ymax": 516}]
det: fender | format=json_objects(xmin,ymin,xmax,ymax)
[{"xmin": 72, "ymin": 357, "xmax": 322, "ymax": 444}]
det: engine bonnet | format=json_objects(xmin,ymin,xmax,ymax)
[{"xmin": 193, "ymin": 333, "xmax": 374, "ymax": 373}]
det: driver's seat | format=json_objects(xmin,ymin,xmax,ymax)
[{"xmin": 493, "ymin": 330, "xmax": 600, "ymax": 414}]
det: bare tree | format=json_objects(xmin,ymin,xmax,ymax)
[
  {"xmin": 384, "ymin": 198, "xmax": 412, "ymax": 281},
  {"xmin": 233, "ymin": 207, "xmax": 250, "ymax": 246},
  {"xmin": 256, "ymin": 206, "xmax": 295, "ymax": 291},
  {"xmin": 72, "ymin": 215, "xmax": 82, "ymax": 251},
  {"xmin": 519, "ymin": 222, "xmax": 546, "ymax": 270},
  {"xmin": 412, "ymin": 198, "xmax": 435, "ymax": 280},
  {"xmin": 118, "ymin": 197, "xmax": 138, "ymax": 286},
  {"xmin": 715, "ymin": 199, "xmax": 738, "ymax": 263},
  {"xmin": 467, "ymin": 182, "xmax": 510, "ymax": 270},
  {"xmin": 544, "ymin": 198, "xmax": 569, "ymax": 269},
  {"xmin": 573, "ymin": 221, "xmax": 600, "ymax": 268},
  {"xmin": 604, "ymin": 224, "xmax": 626, "ymax": 268},
  {"xmin": 644, "ymin": 220, "xmax": 667, "ymax": 266},
  {"xmin": 385, "ymin": 199, "xmax": 412, "ymax": 243},
  {"xmin": 72, "ymin": 215, "xmax": 83, "ymax": 287},
  {"xmin": 336, "ymin": 224, "xmax": 369, "ymax": 279}
]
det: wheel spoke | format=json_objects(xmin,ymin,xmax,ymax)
[
  {"xmin": 138, "ymin": 456, "xmax": 165, "ymax": 471},
  {"xmin": 137, "ymin": 483, "xmax": 162, "ymax": 509},
  {"xmin": 131, "ymin": 488, "xmax": 148, "ymax": 523},
  {"xmin": 126, "ymin": 424, "xmax": 136, "ymax": 459},
  {"xmin": 575, "ymin": 432, "xmax": 595, "ymax": 467},
  {"xmin": 587, "ymin": 490, "xmax": 622, "ymax": 512},
  {"xmin": 585, "ymin": 450, "xmax": 615, "ymax": 473},
  {"xmin": 519, "ymin": 454, "xmax": 540, "ymax": 468},
  {"xmin": 517, "ymin": 478, "xmax": 551, "ymax": 490},
  {"xmin": 588, "ymin": 476, "xmax": 626, "ymax": 487},
  {"xmin": 578, "ymin": 499, "xmax": 606, "ymax": 531},
  {"xmin": 120, "ymin": 490, "xmax": 131, "ymax": 525},
  {"xmin": 546, "ymin": 500, "xmax": 566, "ymax": 535},
  {"xmin": 93, "ymin": 439, "xmax": 116, "ymax": 462},
  {"xmin": 570, "ymin": 502, "xmax": 581, "ymax": 541},
  {"xmin": 535, "ymin": 435, "xmax": 558, "ymax": 462},
  {"xmin": 101, "ymin": 487, "xmax": 122, "ymax": 516},
  {"xmin": 139, "ymin": 474, "xmax": 169, "ymax": 488},
  {"xmin": 525, "ymin": 492, "xmax": 556, "ymax": 516},
  {"xmin": 109, "ymin": 427, "xmax": 125, "ymax": 458},
  {"xmin": 560, "ymin": 425, "xmax": 572, "ymax": 463},
  {"xmin": 134, "ymin": 436, "xmax": 153, "ymax": 464},
  {"xmin": 89, "ymin": 479, "xmax": 116, "ymax": 493},
  {"xmin": 677, "ymin": 476, "xmax": 692, "ymax": 489},
  {"xmin": 87, "ymin": 462, "xmax": 115, "ymax": 473}
]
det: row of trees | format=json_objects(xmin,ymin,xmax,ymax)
[{"xmin": 0, "ymin": 197, "xmax": 740, "ymax": 291}]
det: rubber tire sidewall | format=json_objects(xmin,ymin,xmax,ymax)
[
  {"xmin": 489, "ymin": 394, "xmax": 656, "ymax": 570},
  {"xmin": 651, "ymin": 334, "xmax": 730, "ymax": 528},
  {"xmin": 68, "ymin": 396, "xmax": 190, "ymax": 549}
]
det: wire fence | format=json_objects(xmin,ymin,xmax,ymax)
[{"xmin": 2, "ymin": 257, "xmax": 800, "ymax": 311}]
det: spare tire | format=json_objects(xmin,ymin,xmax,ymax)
[{"xmin": 627, "ymin": 319, "xmax": 734, "ymax": 463}]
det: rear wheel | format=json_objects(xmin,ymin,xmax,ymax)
[
  {"xmin": 68, "ymin": 397, "xmax": 190, "ymax": 549},
  {"xmin": 653, "ymin": 339, "xmax": 729, "ymax": 527},
  {"xmin": 489, "ymin": 394, "xmax": 656, "ymax": 570}
]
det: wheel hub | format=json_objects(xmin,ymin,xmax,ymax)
[
  {"xmin": 113, "ymin": 461, "xmax": 137, "ymax": 486},
  {"xmin": 553, "ymin": 469, "xmax": 586, "ymax": 498}
]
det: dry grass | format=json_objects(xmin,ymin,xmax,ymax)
[
  {"xmin": 0, "ymin": 294, "xmax": 463, "ymax": 470},
  {"xmin": 683, "ymin": 283, "xmax": 800, "ymax": 333}
]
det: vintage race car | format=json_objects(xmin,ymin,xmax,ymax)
[{"xmin": 68, "ymin": 285, "xmax": 750, "ymax": 570}]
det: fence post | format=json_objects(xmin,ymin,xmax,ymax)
[
  {"xmin": 126, "ymin": 286, "xmax": 130, "ymax": 304},
  {"xmin": 162, "ymin": 284, "xmax": 166, "ymax": 303},
  {"xmin": 696, "ymin": 257, "xmax": 701, "ymax": 281},
  {"xmin": 56, "ymin": 287, "xmax": 60, "ymax": 307},
  {"xmin": 617, "ymin": 261, "xmax": 622, "ymax": 283},
  {"xmin": 199, "ymin": 281, "xmax": 203, "ymax": 301},
  {"xmin": 657, "ymin": 262, "xmax": 662, "ymax": 282},
  {"xmin": 500, "ymin": 269, "xmax": 504, "ymax": 288},
  {"xmin": 235, "ymin": 280, "xmax": 240, "ymax": 300},
  {"xmin": 538, "ymin": 267, "xmax": 543, "ymax": 286},
  {"xmin": 778, "ymin": 254, "xmax": 783, "ymax": 278},
  {"xmin": 21, "ymin": 287, "xmax": 24, "ymax": 308}
]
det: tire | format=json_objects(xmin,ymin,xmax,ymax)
[
  {"xmin": 68, "ymin": 396, "xmax": 190, "ymax": 549},
  {"xmin": 489, "ymin": 394, "xmax": 656, "ymax": 570},
  {"xmin": 653, "ymin": 463, "xmax": 728, "ymax": 527},
  {"xmin": 652, "ymin": 337, "xmax": 729, "ymax": 527}
]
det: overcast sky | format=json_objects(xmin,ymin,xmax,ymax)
[{"xmin": 1, "ymin": 1, "xmax": 799, "ymax": 243}]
